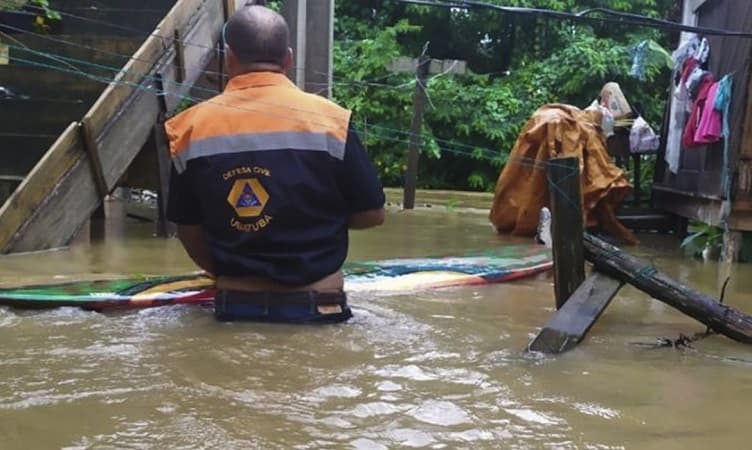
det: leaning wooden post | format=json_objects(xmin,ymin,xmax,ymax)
[
  {"xmin": 584, "ymin": 233, "xmax": 752, "ymax": 344},
  {"xmin": 547, "ymin": 156, "xmax": 586, "ymax": 309}
]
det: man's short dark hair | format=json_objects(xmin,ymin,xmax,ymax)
[{"xmin": 224, "ymin": 4, "xmax": 289, "ymax": 66}]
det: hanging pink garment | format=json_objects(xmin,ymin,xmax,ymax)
[
  {"xmin": 682, "ymin": 75, "xmax": 715, "ymax": 149},
  {"xmin": 694, "ymin": 81, "xmax": 723, "ymax": 145}
]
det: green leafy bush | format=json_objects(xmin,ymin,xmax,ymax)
[{"xmin": 332, "ymin": 0, "xmax": 676, "ymax": 192}]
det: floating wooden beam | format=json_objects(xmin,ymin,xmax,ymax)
[
  {"xmin": 548, "ymin": 157, "xmax": 586, "ymax": 309},
  {"xmin": 528, "ymin": 271, "xmax": 623, "ymax": 354},
  {"xmin": 584, "ymin": 233, "xmax": 752, "ymax": 344}
]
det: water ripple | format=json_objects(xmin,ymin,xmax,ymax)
[{"xmin": 408, "ymin": 399, "xmax": 473, "ymax": 426}]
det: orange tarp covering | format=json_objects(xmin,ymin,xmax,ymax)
[{"xmin": 489, "ymin": 104, "xmax": 639, "ymax": 244}]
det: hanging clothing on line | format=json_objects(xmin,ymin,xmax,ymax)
[
  {"xmin": 665, "ymin": 35, "xmax": 712, "ymax": 174},
  {"xmin": 715, "ymin": 74, "xmax": 733, "ymax": 140},
  {"xmin": 683, "ymin": 74, "xmax": 716, "ymax": 149},
  {"xmin": 714, "ymin": 74, "xmax": 734, "ymax": 196},
  {"xmin": 671, "ymin": 35, "xmax": 701, "ymax": 73},
  {"xmin": 693, "ymin": 81, "xmax": 723, "ymax": 145}
]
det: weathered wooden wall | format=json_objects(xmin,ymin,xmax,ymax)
[{"xmin": 654, "ymin": 0, "xmax": 752, "ymax": 231}]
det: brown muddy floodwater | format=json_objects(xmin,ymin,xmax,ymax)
[{"xmin": 1, "ymin": 202, "xmax": 752, "ymax": 449}]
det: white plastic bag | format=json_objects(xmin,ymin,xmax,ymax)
[{"xmin": 629, "ymin": 116, "xmax": 660, "ymax": 154}]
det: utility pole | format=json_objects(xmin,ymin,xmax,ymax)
[
  {"xmin": 304, "ymin": 0, "xmax": 333, "ymax": 97},
  {"xmin": 281, "ymin": 0, "xmax": 307, "ymax": 88},
  {"xmin": 388, "ymin": 50, "xmax": 466, "ymax": 209},
  {"xmin": 281, "ymin": 0, "xmax": 333, "ymax": 98},
  {"xmin": 403, "ymin": 53, "xmax": 430, "ymax": 210}
]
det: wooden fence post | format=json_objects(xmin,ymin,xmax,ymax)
[
  {"xmin": 402, "ymin": 53, "xmax": 430, "ymax": 210},
  {"xmin": 153, "ymin": 75, "xmax": 175, "ymax": 237},
  {"xmin": 547, "ymin": 156, "xmax": 585, "ymax": 309}
]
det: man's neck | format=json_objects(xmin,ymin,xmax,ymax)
[{"xmin": 229, "ymin": 63, "xmax": 286, "ymax": 78}]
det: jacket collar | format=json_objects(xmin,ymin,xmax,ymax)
[{"xmin": 224, "ymin": 71, "xmax": 297, "ymax": 92}]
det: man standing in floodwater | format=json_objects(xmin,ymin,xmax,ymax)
[{"xmin": 164, "ymin": 3, "xmax": 386, "ymax": 324}]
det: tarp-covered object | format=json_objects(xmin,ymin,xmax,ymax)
[{"xmin": 489, "ymin": 104, "xmax": 639, "ymax": 244}]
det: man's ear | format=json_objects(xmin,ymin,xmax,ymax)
[
  {"xmin": 225, "ymin": 45, "xmax": 237, "ymax": 74},
  {"xmin": 283, "ymin": 47, "xmax": 294, "ymax": 74}
]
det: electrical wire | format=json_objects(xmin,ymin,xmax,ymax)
[
  {"xmin": 5, "ymin": 43, "xmax": 483, "ymax": 157},
  {"xmin": 9, "ymin": 52, "xmax": 514, "ymax": 166},
  {"xmin": 0, "ymin": 0, "xmax": 224, "ymax": 53},
  {"xmin": 0, "ymin": 4, "xmax": 593, "ymax": 172},
  {"xmin": 6, "ymin": 51, "xmax": 582, "ymax": 210},
  {"xmin": 399, "ymin": 0, "xmax": 752, "ymax": 38},
  {"xmin": 0, "ymin": 23, "xmax": 404, "ymax": 91}
]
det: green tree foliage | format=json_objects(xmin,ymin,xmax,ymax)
[
  {"xmin": 332, "ymin": 0, "xmax": 679, "ymax": 191},
  {"xmin": 1, "ymin": 0, "xmax": 61, "ymax": 31}
]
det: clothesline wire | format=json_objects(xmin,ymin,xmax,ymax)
[
  {"xmin": 6, "ymin": 43, "xmax": 491, "ymax": 156},
  {"xmin": 0, "ymin": 22, "xmax": 420, "ymax": 92},
  {"xmin": 8, "ymin": 52, "xmax": 590, "ymax": 191},
  {"xmin": 10, "ymin": 55, "xmax": 591, "ymax": 213},
  {"xmin": 0, "ymin": 0, "xmax": 227, "ymax": 54},
  {"xmin": 0, "ymin": 4, "xmax": 634, "ymax": 210},
  {"xmin": 399, "ymin": 0, "xmax": 752, "ymax": 38},
  {"xmin": 3, "ymin": 0, "xmax": 415, "ymax": 89},
  {"xmin": 8, "ymin": 52, "xmax": 498, "ymax": 157}
]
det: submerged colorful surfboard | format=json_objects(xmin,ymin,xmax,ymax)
[{"xmin": 0, "ymin": 245, "xmax": 552, "ymax": 311}]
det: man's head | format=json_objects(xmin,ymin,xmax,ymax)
[{"xmin": 223, "ymin": 4, "xmax": 292, "ymax": 76}]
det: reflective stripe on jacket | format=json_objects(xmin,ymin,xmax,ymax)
[{"xmin": 165, "ymin": 71, "xmax": 351, "ymax": 174}]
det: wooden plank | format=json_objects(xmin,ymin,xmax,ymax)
[
  {"xmin": 0, "ymin": 122, "xmax": 82, "ymax": 253},
  {"xmin": 584, "ymin": 233, "xmax": 752, "ymax": 344},
  {"xmin": 78, "ymin": 117, "xmax": 109, "ymax": 199},
  {"xmin": 652, "ymin": 188, "xmax": 724, "ymax": 228},
  {"xmin": 173, "ymin": 29, "xmax": 186, "ymax": 83},
  {"xmin": 83, "ymin": 0, "xmax": 206, "ymax": 133},
  {"xmin": 154, "ymin": 121, "xmax": 176, "ymax": 237},
  {"xmin": 98, "ymin": 90, "xmax": 162, "ymax": 194},
  {"xmin": 9, "ymin": 158, "xmax": 99, "ymax": 252},
  {"xmin": 8, "ymin": 90, "xmax": 162, "ymax": 252},
  {"xmin": 0, "ymin": 0, "xmax": 222, "ymax": 253},
  {"xmin": 528, "ymin": 272, "xmax": 623, "ymax": 354},
  {"xmin": 547, "ymin": 157, "xmax": 586, "ymax": 309},
  {"xmin": 162, "ymin": 0, "xmax": 224, "ymax": 111}
]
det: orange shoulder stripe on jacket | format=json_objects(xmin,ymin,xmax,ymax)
[{"xmin": 166, "ymin": 85, "xmax": 351, "ymax": 159}]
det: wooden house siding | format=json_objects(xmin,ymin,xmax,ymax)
[{"xmin": 654, "ymin": 0, "xmax": 752, "ymax": 231}]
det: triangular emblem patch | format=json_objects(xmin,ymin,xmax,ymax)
[{"xmin": 236, "ymin": 182, "xmax": 261, "ymax": 207}]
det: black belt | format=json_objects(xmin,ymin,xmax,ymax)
[{"xmin": 215, "ymin": 289, "xmax": 347, "ymax": 307}]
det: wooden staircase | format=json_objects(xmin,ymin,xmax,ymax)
[{"xmin": 0, "ymin": 0, "xmax": 227, "ymax": 253}]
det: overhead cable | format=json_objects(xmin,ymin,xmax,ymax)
[{"xmin": 399, "ymin": 0, "xmax": 752, "ymax": 38}]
